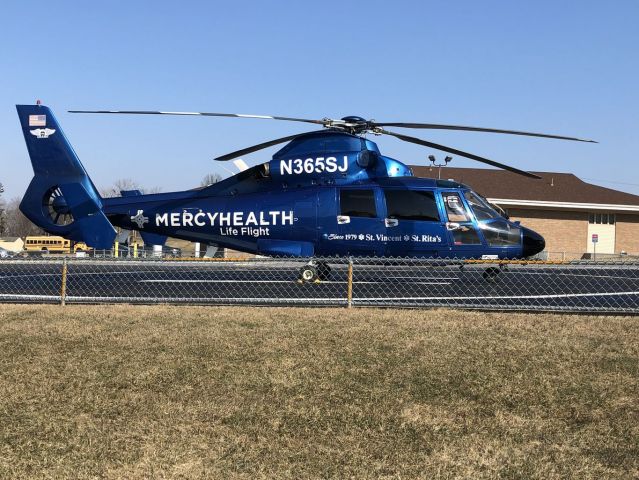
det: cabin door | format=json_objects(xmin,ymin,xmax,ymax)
[
  {"xmin": 334, "ymin": 187, "xmax": 385, "ymax": 256},
  {"xmin": 440, "ymin": 191, "xmax": 484, "ymax": 257},
  {"xmin": 381, "ymin": 188, "xmax": 448, "ymax": 257}
]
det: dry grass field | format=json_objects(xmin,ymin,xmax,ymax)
[{"xmin": 0, "ymin": 305, "xmax": 637, "ymax": 479}]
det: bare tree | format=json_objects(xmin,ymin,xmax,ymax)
[
  {"xmin": 99, "ymin": 178, "xmax": 142, "ymax": 198},
  {"xmin": 100, "ymin": 178, "xmax": 163, "ymax": 198},
  {"xmin": 144, "ymin": 185, "xmax": 164, "ymax": 194},
  {"xmin": 201, "ymin": 173, "xmax": 223, "ymax": 187},
  {"xmin": 3, "ymin": 197, "xmax": 44, "ymax": 238}
]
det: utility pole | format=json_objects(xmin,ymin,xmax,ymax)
[{"xmin": 0, "ymin": 182, "xmax": 5, "ymax": 236}]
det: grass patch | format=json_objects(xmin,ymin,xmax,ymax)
[{"xmin": 0, "ymin": 305, "xmax": 637, "ymax": 479}]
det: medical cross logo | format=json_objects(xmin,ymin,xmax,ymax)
[{"xmin": 131, "ymin": 210, "xmax": 149, "ymax": 229}]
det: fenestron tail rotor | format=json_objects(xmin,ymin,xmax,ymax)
[
  {"xmin": 43, "ymin": 187, "xmax": 73, "ymax": 226},
  {"xmin": 70, "ymin": 109, "xmax": 597, "ymax": 178}
]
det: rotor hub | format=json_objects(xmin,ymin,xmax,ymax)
[
  {"xmin": 340, "ymin": 115, "xmax": 366, "ymax": 123},
  {"xmin": 326, "ymin": 115, "xmax": 370, "ymax": 134}
]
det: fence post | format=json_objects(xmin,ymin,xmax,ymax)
[
  {"xmin": 60, "ymin": 257, "xmax": 68, "ymax": 306},
  {"xmin": 347, "ymin": 257, "xmax": 353, "ymax": 309}
]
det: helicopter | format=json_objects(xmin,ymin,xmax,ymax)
[{"xmin": 16, "ymin": 103, "xmax": 595, "ymax": 281}]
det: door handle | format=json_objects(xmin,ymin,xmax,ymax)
[
  {"xmin": 337, "ymin": 215, "xmax": 351, "ymax": 225},
  {"xmin": 385, "ymin": 218, "xmax": 399, "ymax": 227},
  {"xmin": 446, "ymin": 222, "xmax": 461, "ymax": 231}
]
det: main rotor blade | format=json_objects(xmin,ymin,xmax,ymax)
[
  {"xmin": 69, "ymin": 109, "xmax": 326, "ymax": 126},
  {"xmin": 379, "ymin": 129, "xmax": 542, "ymax": 179},
  {"xmin": 375, "ymin": 122, "xmax": 597, "ymax": 143},
  {"xmin": 214, "ymin": 132, "xmax": 315, "ymax": 161}
]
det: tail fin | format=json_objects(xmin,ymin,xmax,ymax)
[{"xmin": 17, "ymin": 104, "xmax": 116, "ymax": 248}]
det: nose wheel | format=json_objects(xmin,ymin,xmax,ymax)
[
  {"xmin": 299, "ymin": 265, "xmax": 319, "ymax": 283},
  {"xmin": 298, "ymin": 261, "xmax": 332, "ymax": 283}
]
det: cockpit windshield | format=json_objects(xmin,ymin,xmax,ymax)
[
  {"xmin": 463, "ymin": 191, "xmax": 501, "ymax": 221},
  {"xmin": 463, "ymin": 190, "xmax": 521, "ymax": 246}
]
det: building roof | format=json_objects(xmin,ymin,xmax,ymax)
[
  {"xmin": 0, "ymin": 237, "xmax": 22, "ymax": 242},
  {"xmin": 411, "ymin": 166, "xmax": 639, "ymax": 208}
]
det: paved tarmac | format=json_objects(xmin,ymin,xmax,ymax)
[{"xmin": 0, "ymin": 259, "xmax": 638, "ymax": 312}]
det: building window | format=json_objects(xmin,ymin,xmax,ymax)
[{"xmin": 589, "ymin": 213, "xmax": 615, "ymax": 225}]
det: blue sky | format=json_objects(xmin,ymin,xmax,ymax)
[{"xmin": 1, "ymin": 1, "xmax": 638, "ymax": 199}]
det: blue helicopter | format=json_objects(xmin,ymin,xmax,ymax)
[{"xmin": 17, "ymin": 104, "xmax": 595, "ymax": 280}]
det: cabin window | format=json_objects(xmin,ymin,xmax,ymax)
[
  {"xmin": 383, "ymin": 189, "xmax": 440, "ymax": 222},
  {"xmin": 340, "ymin": 189, "xmax": 377, "ymax": 218}
]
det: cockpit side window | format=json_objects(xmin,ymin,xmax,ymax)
[
  {"xmin": 340, "ymin": 189, "xmax": 377, "ymax": 218},
  {"xmin": 442, "ymin": 192, "xmax": 481, "ymax": 245},
  {"xmin": 383, "ymin": 189, "xmax": 440, "ymax": 221},
  {"xmin": 442, "ymin": 193, "xmax": 469, "ymax": 222},
  {"xmin": 463, "ymin": 191, "xmax": 501, "ymax": 222}
]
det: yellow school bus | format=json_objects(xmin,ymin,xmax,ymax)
[
  {"xmin": 24, "ymin": 236, "xmax": 93, "ymax": 254},
  {"xmin": 25, "ymin": 236, "xmax": 71, "ymax": 254}
]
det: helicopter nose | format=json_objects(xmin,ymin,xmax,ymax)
[{"xmin": 521, "ymin": 227, "xmax": 545, "ymax": 257}]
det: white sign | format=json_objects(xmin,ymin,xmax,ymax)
[{"xmin": 155, "ymin": 210, "xmax": 294, "ymax": 228}]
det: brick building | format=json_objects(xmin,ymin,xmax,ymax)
[{"xmin": 412, "ymin": 167, "xmax": 639, "ymax": 258}]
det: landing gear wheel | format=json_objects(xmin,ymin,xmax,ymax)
[
  {"xmin": 482, "ymin": 266, "xmax": 501, "ymax": 282},
  {"xmin": 316, "ymin": 262, "xmax": 332, "ymax": 281},
  {"xmin": 299, "ymin": 265, "xmax": 319, "ymax": 283}
]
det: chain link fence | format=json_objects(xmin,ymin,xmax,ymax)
[
  {"xmin": 536, "ymin": 251, "xmax": 639, "ymax": 262},
  {"xmin": 0, "ymin": 256, "xmax": 638, "ymax": 313}
]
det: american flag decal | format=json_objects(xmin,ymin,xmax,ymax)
[{"xmin": 29, "ymin": 115, "xmax": 46, "ymax": 127}]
